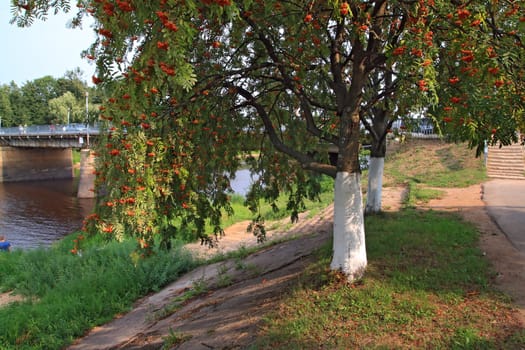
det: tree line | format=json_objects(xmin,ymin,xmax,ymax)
[{"xmin": 0, "ymin": 69, "xmax": 102, "ymax": 128}]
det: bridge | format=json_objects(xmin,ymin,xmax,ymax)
[
  {"xmin": 0, "ymin": 124, "xmax": 101, "ymax": 198},
  {"xmin": 0, "ymin": 123, "xmax": 100, "ymax": 148}
]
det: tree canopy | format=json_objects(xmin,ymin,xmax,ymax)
[
  {"xmin": 0, "ymin": 71, "xmax": 100, "ymax": 127},
  {"xmin": 11, "ymin": 0, "xmax": 524, "ymax": 279}
]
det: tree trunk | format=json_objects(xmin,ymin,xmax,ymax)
[
  {"xmin": 365, "ymin": 106, "xmax": 388, "ymax": 215},
  {"xmin": 365, "ymin": 157, "xmax": 385, "ymax": 214},
  {"xmin": 330, "ymin": 171, "xmax": 367, "ymax": 281}
]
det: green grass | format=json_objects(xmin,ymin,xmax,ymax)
[
  {"xmin": 250, "ymin": 139, "xmax": 522, "ymax": 349},
  {"xmin": 72, "ymin": 149, "xmax": 81, "ymax": 178},
  {"xmin": 404, "ymin": 181, "xmax": 445, "ymax": 207},
  {"xmin": 209, "ymin": 175, "xmax": 334, "ymax": 235},
  {"xmin": 0, "ymin": 239, "xmax": 197, "ymax": 349},
  {"xmin": 384, "ymin": 140, "xmax": 487, "ymax": 188},
  {"xmin": 1, "ymin": 139, "xmax": 516, "ymax": 349},
  {"xmin": 251, "ymin": 210, "xmax": 524, "ymax": 349}
]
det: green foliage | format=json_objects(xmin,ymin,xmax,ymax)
[
  {"xmin": 12, "ymin": 1, "xmax": 523, "ymax": 261},
  {"xmin": 0, "ymin": 72, "xmax": 98, "ymax": 127},
  {"xmin": 428, "ymin": 1, "xmax": 525, "ymax": 154},
  {"xmin": 76, "ymin": 0, "xmax": 521, "ymax": 253}
]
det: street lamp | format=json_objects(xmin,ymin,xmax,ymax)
[{"xmin": 85, "ymin": 91, "xmax": 90, "ymax": 146}]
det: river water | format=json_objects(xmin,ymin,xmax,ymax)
[
  {"xmin": 0, "ymin": 170, "xmax": 255, "ymax": 250},
  {"xmin": 0, "ymin": 179, "xmax": 95, "ymax": 250}
]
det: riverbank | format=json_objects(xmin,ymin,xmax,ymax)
[
  {"xmin": 2, "ymin": 140, "xmax": 523, "ymax": 349},
  {"xmin": 67, "ymin": 184, "xmax": 525, "ymax": 349}
]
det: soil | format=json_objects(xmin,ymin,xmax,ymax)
[
  {"xmin": 424, "ymin": 184, "xmax": 525, "ymax": 322},
  {"xmin": 1, "ymin": 185, "xmax": 524, "ymax": 349}
]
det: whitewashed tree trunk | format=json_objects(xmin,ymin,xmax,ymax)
[
  {"xmin": 365, "ymin": 156, "xmax": 385, "ymax": 214},
  {"xmin": 330, "ymin": 171, "xmax": 367, "ymax": 281}
]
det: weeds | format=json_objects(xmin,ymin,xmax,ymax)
[
  {"xmin": 0, "ymin": 241, "xmax": 197, "ymax": 349},
  {"xmin": 216, "ymin": 264, "xmax": 233, "ymax": 288},
  {"xmin": 162, "ymin": 328, "xmax": 192, "ymax": 349}
]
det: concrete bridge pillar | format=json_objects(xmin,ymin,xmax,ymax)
[
  {"xmin": 77, "ymin": 149, "xmax": 96, "ymax": 198},
  {"xmin": 0, "ymin": 146, "xmax": 73, "ymax": 182}
]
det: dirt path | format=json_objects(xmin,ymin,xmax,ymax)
[{"xmin": 422, "ymin": 184, "xmax": 525, "ymax": 323}]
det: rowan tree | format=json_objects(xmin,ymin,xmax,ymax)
[
  {"xmin": 12, "ymin": 0, "xmax": 524, "ymax": 280},
  {"xmin": 361, "ymin": 1, "xmax": 525, "ymax": 213},
  {"xmin": 430, "ymin": 1, "xmax": 524, "ymax": 152}
]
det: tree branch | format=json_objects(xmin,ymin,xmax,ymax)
[{"xmin": 233, "ymin": 85, "xmax": 337, "ymax": 177}]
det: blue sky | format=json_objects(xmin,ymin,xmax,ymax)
[{"xmin": 0, "ymin": 3, "xmax": 96, "ymax": 86}]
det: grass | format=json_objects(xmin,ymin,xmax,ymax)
[
  {"xmin": 251, "ymin": 210, "xmax": 525, "ymax": 349},
  {"xmin": 0, "ymin": 239, "xmax": 198, "ymax": 349},
  {"xmin": 249, "ymin": 139, "xmax": 523, "ymax": 349},
  {"xmin": 1, "ymin": 138, "xmax": 522, "ymax": 349},
  {"xmin": 384, "ymin": 139, "xmax": 487, "ymax": 188},
  {"xmin": 162, "ymin": 329, "xmax": 192, "ymax": 349},
  {"xmin": 404, "ymin": 181, "xmax": 445, "ymax": 207},
  {"xmin": 185, "ymin": 174, "xmax": 335, "ymax": 241},
  {"xmin": 72, "ymin": 149, "xmax": 81, "ymax": 178}
]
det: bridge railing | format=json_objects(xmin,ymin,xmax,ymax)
[{"xmin": 0, "ymin": 123, "xmax": 100, "ymax": 136}]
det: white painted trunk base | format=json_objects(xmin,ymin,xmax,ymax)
[
  {"xmin": 330, "ymin": 172, "xmax": 367, "ymax": 281},
  {"xmin": 365, "ymin": 157, "xmax": 384, "ymax": 214}
]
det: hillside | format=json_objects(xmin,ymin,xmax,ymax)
[{"xmin": 384, "ymin": 138, "xmax": 486, "ymax": 188}]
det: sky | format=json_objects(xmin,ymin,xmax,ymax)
[{"xmin": 0, "ymin": 2, "xmax": 96, "ymax": 86}]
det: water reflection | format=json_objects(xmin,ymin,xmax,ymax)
[
  {"xmin": 0, "ymin": 170, "xmax": 255, "ymax": 250},
  {"xmin": 0, "ymin": 180, "xmax": 94, "ymax": 250},
  {"xmin": 229, "ymin": 168, "xmax": 258, "ymax": 196}
]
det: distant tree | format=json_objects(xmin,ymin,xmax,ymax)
[
  {"xmin": 0, "ymin": 85, "xmax": 14, "ymax": 127},
  {"xmin": 1, "ymin": 68, "xmax": 100, "ymax": 126},
  {"xmin": 48, "ymin": 91, "xmax": 83, "ymax": 124},
  {"xmin": 7, "ymin": 82, "xmax": 28, "ymax": 126},
  {"xmin": 19, "ymin": 76, "xmax": 62, "ymax": 124},
  {"xmin": 57, "ymin": 68, "xmax": 89, "ymax": 101},
  {"xmin": 13, "ymin": 1, "xmax": 524, "ymax": 281}
]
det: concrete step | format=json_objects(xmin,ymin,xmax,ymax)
[
  {"xmin": 487, "ymin": 169, "xmax": 525, "ymax": 176},
  {"xmin": 487, "ymin": 170, "xmax": 525, "ymax": 178},
  {"xmin": 487, "ymin": 174, "xmax": 525, "ymax": 180},
  {"xmin": 486, "ymin": 143, "xmax": 525, "ymax": 179},
  {"xmin": 487, "ymin": 161, "xmax": 525, "ymax": 168},
  {"xmin": 488, "ymin": 154, "xmax": 524, "ymax": 159},
  {"xmin": 488, "ymin": 158, "xmax": 523, "ymax": 163},
  {"xmin": 487, "ymin": 145, "xmax": 523, "ymax": 154}
]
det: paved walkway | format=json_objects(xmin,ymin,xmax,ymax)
[{"xmin": 483, "ymin": 179, "xmax": 525, "ymax": 254}]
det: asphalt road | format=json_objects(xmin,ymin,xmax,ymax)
[{"xmin": 484, "ymin": 179, "xmax": 525, "ymax": 254}]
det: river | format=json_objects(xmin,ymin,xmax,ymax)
[
  {"xmin": 0, "ymin": 179, "xmax": 95, "ymax": 250},
  {"xmin": 0, "ymin": 170, "xmax": 255, "ymax": 250}
]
